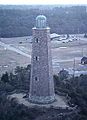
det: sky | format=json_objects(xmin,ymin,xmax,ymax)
[{"xmin": 0, "ymin": 0, "xmax": 87, "ymax": 5}]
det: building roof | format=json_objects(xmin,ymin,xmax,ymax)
[{"xmin": 81, "ymin": 56, "xmax": 87, "ymax": 61}]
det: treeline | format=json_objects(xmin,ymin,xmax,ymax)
[
  {"xmin": 54, "ymin": 73, "xmax": 87, "ymax": 120},
  {"xmin": 0, "ymin": 6, "xmax": 87, "ymax": 37},
  {"xmin": 0, "ymin": 65, "xmax": 31, "ymax": 93}
]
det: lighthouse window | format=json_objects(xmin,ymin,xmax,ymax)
[
  {"xmin": 35, "ymin": 77, "xmax": 37, "ymax": 81},
  {"xmin": 35, "ymin": 38, "xmax": 39, "ymax": 43},
  {"xmin": 36, "ymin": 56, "xmax": 37, "ymax": 61},
  {"xmin": 36, "ymin": 38, "xmax": 38, "ymax": 43},
  {"xmin": 35, "ymin": 77, "xmax": 39, "ymax": 82},
  {"xmin": 35, "ymin": 56, "xmax": 39, "ymax": 61},
  {"xmin": 34, "ymin": 90, "xmax": 36, "ymax": 94}
]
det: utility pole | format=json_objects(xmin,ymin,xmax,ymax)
[
  {"xmin": 73, "ymin": 58, "xmax": 75, "ymax": 79},
  {"xmin": 77, "ymin": 28, "xmax": 80, "ymax": 45},
  {"xmin": 82, "ymin": 47, "xmax": 84, "ymax": 57}
]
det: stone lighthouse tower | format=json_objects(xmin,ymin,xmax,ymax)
[{"xmin": 29, "ymin": 15, "xmax": 55, "ymax": 104}]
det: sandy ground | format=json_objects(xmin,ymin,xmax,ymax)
[
  {"xmin": 0, "ymin": 34, "xmax": 87, "ymax": 76},
  {"xmin": 9, "ymin": 93, "xmax": 68, "ymax": 108}
]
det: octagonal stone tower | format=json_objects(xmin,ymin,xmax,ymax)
[{"xmin": 29, "ymin": 15, "xmax": 55, "ymax": 104}]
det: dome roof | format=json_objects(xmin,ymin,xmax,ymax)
[
  {"xmin": 36, "ymin": 15, "xmax": 47, "ymax": 21},
  {"xmin": 36, "ymin": 15, "xmax": 47, "ymax": 28}
]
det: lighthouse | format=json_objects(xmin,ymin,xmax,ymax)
[{"xmin": 29, "ymin": 15, "xmax": 55, "ymax": 104}]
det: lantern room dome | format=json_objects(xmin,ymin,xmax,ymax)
[{"xmin": 36, "ymin": 15, "xmax": 47, "ymax": 28}]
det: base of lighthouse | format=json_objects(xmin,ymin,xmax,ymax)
[{"xmin": 29, "ymin": 94, "xmax": 55, "ymax": 104}]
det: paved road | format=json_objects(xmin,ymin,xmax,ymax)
[{"xmin": 0, "ymin": 41, "xmax": 31, "ymax": 58}]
